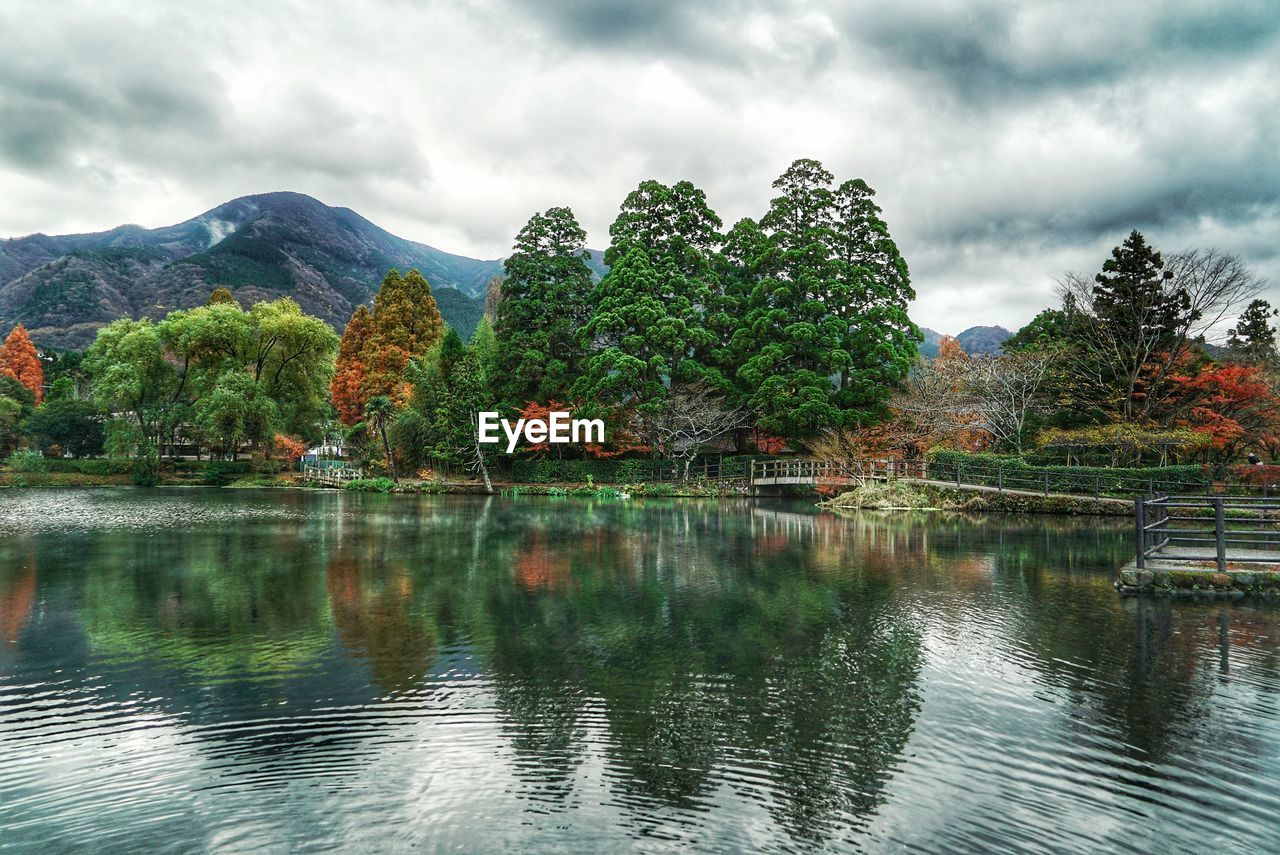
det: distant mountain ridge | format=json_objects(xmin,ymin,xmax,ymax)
[
  {"xmin": 918, "ymin": 325, "xmax": 1013, "ymax": 358},
  {"xmin": 1, "ymin": 193, "xmax": 1011, "ymax": 354},
  {"xmin": 0, "ymin": 192, "xmax": 606, "ymax": 349}
]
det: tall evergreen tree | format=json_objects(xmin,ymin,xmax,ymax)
[
  {"xmin": 732, "ymin": 159, "xmax": 848, "ymax": 438},
  {"xmin": 828, "ymin": 178, "xmax": 920, "ymax": 421},
  {"xmin": 1227, "ymin": 298, "xmax": 1278, "ymax": 362},
  {"xmin": 729, "ymin": 160, "xmax": 920, "ymax": 439},
  {"xmin": 1090, "ymin": 230, "xmax": 1196, "ymax": 419},
  {"xmin": 576, "ymin": 180, "xmax": 725, "ymax": 415},
  {"xmin": 494, "ymin": 208, "xmax": 594, "ymax": 410}
]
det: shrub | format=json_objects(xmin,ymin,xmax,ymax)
[
  {"xmin": 344, "ymin": 477, "xmax": 396, "ymax": 493},
  {"xmin": 4, "ymin": 449, "xmax": 46, "ymax": 473},
  {"xmin": 38, "ymin": 458, "xmax": 131, "ymax": 475},
  {"xmin": 925, "ymin": 450, "xmax": 1210, "ymax": 494},
  {"xmin": 199, "ymin": 460, "xmax": 254, "ymax": 486}
]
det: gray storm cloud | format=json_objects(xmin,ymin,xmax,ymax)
[{"xmin": 0, "ymin": 0, "xmax": 1275, "ymax": 334}]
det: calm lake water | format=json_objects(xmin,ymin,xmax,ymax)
[{"xmin": 1, "ymin": 489, "xmax": 1278, "ymax": 852}]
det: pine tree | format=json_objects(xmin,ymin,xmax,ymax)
[
  {"xmin": 1227, "ymin": 299, "xmax": 1278, "ymax": 362},
  {"xmin": 828, "ymin": 178, "xmax": 920, "ymax": 422},
  {"xmin": 1090, "ymin": 230, "xmax": 1196, "ymax": 419},
  {"xmin": 494, "ymin": 208, "xmax": 594, "ymax": 410},
  {"xmin": 0, "ymin": 324, "xmax": 43, "ymax": 405},
  {"xmin": 732, "ymin": 159, "xmax": 846, "ymax": 438}
]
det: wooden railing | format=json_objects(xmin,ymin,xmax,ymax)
[
  {"xmin": 1136, "ymin": 494, "xmax": 1280, "ymax": 571},
  {"xmin": 302, "ymin": 463, "xmax": 364, "ymax": 487}
]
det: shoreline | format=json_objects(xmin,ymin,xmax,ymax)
[{"xmin": 3, "ymin": 472, "xmax": 1134, "ymax": 514}]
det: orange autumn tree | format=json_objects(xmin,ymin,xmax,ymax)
[
  {"xmin": 330, "ymin": 269, "xmax": 445, "ymax": 426},
  {"xmin": 332, "ymin": 305, "xmax": 374, "ymax": 424},
  {"xmin": 271, "ymin": 433, "xmax": 307, "ymax": 463},
  {"xmin": 0, "ymin": 324, "xmax": 42, "ymax": 404}
]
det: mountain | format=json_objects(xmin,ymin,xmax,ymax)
[
  {"xmin": 918, "ymin": 325, "xmax": 1013, "ymax": 358},
  {"xmin": 0, "ymin": 192, "xmax": 602, "ymax": 349}
]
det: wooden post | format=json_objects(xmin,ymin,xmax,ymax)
[
  {"xmin": 1135, "ymin": 496, "xmax": 1146, "ymax": 568},
  {"xmin": 997, "ymin": 467, "xmax": 1003, "ymax": 492},
  {"xmin": 1215, "ymin": 497, "xmax": 1227, "ymax": 573},
  {"xmin": 1095, "ymin": 474, "xmax": 1101, "ymax": 498},
  {"xmin": 1043, "ymin": 471, "xmax": 1049, "ymax": 497}
]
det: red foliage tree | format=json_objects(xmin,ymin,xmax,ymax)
[
  {"xmin": 0, "ymin": 324, "xmax": 42, "ymax": 404},
  {"xmin": 1172, "ymin": 363, "xmax": 1280, "ymax": 459}
]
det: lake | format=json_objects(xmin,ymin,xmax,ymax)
[{"xmin": 1, "ymin": 489, "xmax": 1278, "ymax": 851}]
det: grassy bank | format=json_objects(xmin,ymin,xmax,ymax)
[{"xmin": 823, "ymin": 480, "xmax": 1130, "ymax": 516}]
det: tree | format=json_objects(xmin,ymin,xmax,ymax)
[
  {"xmin": 245, "ymin": 298, "xmax": 337, "ymax": 436},
  {"xmin": 963, "ymin": 351, "xmax": 1055, "ymax": 453},
  {"xmin": 575, "ymin": 246, "xmax": 702, "ymax": 414},
  {"xmin": 370, "ymin": 268, "xmax": 444, "ymax": 356},
  {"xmin": 394, "ymin": 332, "xmax": 499, "ymax": 491},
  {"xmin": 495, "ymin": 208, "xmax": 594, "ymax": 409},
  {"xmin": 270, "ymin": 433, "xmax": 307, "ymax": 465},
  {"xmin": 828, "ymin": 178, "xmax": 920, "ymax": 421},
  {"xmin": 0, "ymin": 324, "xmax": 43, "ymax": 405},
  {"xmin": 0, "ymin": 376, "xmax": 35, "ymax": 456},
  {"xmin": 1171, "ymin": 362, "xmax": 1280, "ymax": 461},
  {"xmin": 207, "ymin": 287, "xmax": 236, "ymax": 306},
  {"xmin": 730, "ymin": 159, "xmax": 920, "ymax": 440},
  {"xmin": 1058, "ymin": 235, "xmax": 1260, "ymax": 421},
  {"xmin": 84, "ymin": 318, "xmax": 175, "ymax": 455},
  {"xmin": 332, "ymin": 305, "xmax": 375, "ymax": 425},
  {"xmin": 637, "ymin": 381, "xmax": 748, "ymax": 480},
  {"xmin": 193, "ymin": 369, "xmax": 276, "ymax": 459},
  {"xmin": 364, "ymin": 395, "xmax": 399, "ymax": 482},
  {"xmin": 1002, "ymin": 307, "xmax": 1073, "ymax": 353},
  {"xmin": 576, "ymin": 180, "xmax": 726, "ymax": 417},
  {"xmin": 24, "ymin": 398, "xmax": 105, "ymax": 457},
  {"xmin": 1227, "ymin": 299, "xmax": 1278, "ymax": 362}
]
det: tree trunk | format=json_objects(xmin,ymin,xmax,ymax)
[
  {"xmin": 475, "ymin": 442, "xmax": 494, "ymax": 494},
  {"xmin": 380, "ymin": 425, "xmax": 398, "ymax": 482}
]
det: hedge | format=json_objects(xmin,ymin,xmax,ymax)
[
  {"xmin": 29, "ymin": 458, "xmax": 132, "ymax": 476},
  {"xmin": 510, "ymin": 456, "xmax": 760, "ymax": 484},
  {"xmin": 925, "ymin": 450, "xmax": 1210, "ymax": 494}
]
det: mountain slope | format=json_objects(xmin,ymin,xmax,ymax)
[
  {"xmin": 918, "ymin": 325, "xmax": 1013, "ymax": 358},
  {"xmin": 0, "ymin": 192, "xmax": 501, "ymax": 348}
]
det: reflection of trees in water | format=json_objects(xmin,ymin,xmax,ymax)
[
  {"xmin": 326, "ymin": 541, "xmax": 436, "ymax": 695},
  {"xmin": 31, "ymin": 495, "xmax": 1230, "ymax": 843},
  {"xmin": 0, "ymin": 542, "xmax": 36, "ymax": 648},
  {"xmin": 459, "ymin": 501, "xmax": 925, "ymax": 842},
  {"xmin": 75, "ymin": 527, "xmax": 333, "ymax": 678}
]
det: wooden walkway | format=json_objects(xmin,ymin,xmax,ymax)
[{"xmin": 302, "ymin": 464, "xmax": 364, "ymax": 487}]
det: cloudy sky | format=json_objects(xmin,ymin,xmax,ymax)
[{"xmin": 0, "ymin": 0, "xmax": 1276, "ymax": 333}]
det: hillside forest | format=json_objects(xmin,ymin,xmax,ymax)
[{"xmin": 0, "ymin": 159, "xmax": 1275, "ymax": 487}]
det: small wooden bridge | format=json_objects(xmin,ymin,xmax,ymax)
[
  {"xmin": 302, "ymin": 463, "xmax": 364, "ymax": 487},
  {"xmin": 749, "ymin": 458, "xmax": 920, "ymax": 488}
]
